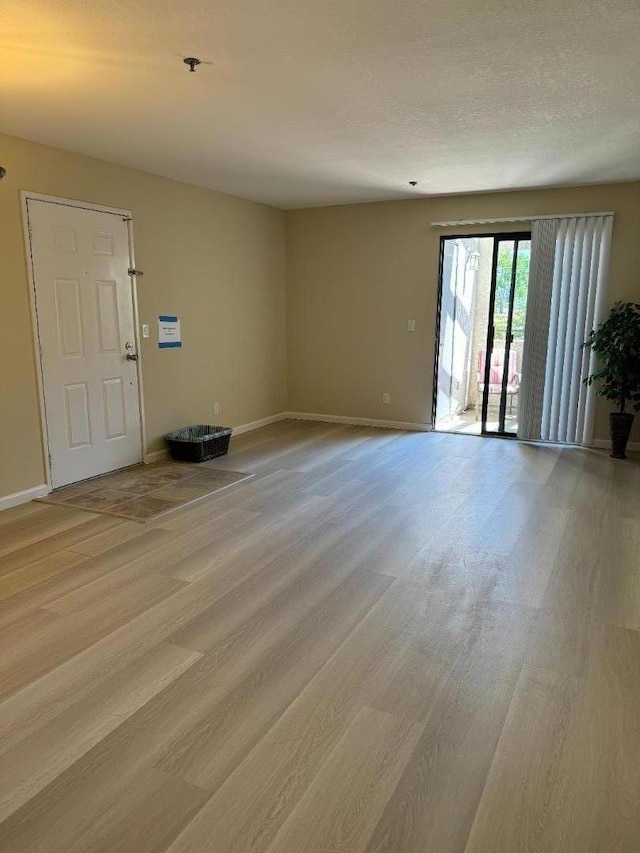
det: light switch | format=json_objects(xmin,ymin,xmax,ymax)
[
  {"xmin": 142, "ymin": 324, "xmax": 150, "ymax": 338},
  {"xmin": 407, "ymin": 319, "xmax": 416, "ymax": 332}
]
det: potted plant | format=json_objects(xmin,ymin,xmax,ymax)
[{"xmin": 583, "ymin": 301, "xmax": 640, "ymax": 459}]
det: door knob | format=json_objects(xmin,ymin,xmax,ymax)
[{"xmin": 125, "ymin": 341, "xmax": 138, "ymax": 361}]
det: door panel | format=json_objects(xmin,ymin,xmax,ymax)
[
  {"xmin": 64, "ymin": 382, "xmax": 92, "ymax": 448},
  {"xmin": 28, "ymin": 199, "xmax": 142, "ymax": 488},
  {"xmin": 102, "ymin": 377, "xmax": 127, "ymax": 438},
  {"xmin": 96, "ymin": 280, "xmax": 121, "ymax": 353},
  {"xmin": 502, "ymin": 240, "xmax": 530, "ymax": 434},
  {"xmin": 435, "ymin": 237, "xmax": 482, "ymax": 427},
  {"xmin": 52, "ymin": 226, "xmax": 77, "ymax": 253},
  {"xmin": 482, "ymin": 235, "xmax": 530, "ymax": 436},
  {"xmin": 484, "ymin": 239, "xmax": 516, "ymax": 432},
  {"xmin": 54, "ymin": 278, "xmax": 85, "ymax": 358},
  {"xmin": 92, "ymin": 231, "xmax": 115, "ymax": 255}
]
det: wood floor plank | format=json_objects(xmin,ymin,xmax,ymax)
[
  {"xmin": 66, "ymin": 518, "xmax": 151, "ymax": 556},
  {"xmin": 63, "ymin": 769, "xmax": 209, "ymax": 853},
  {"xmin": 26, "ymin": 513, "xmax": 238, "ymax": 628},
  {"xmin": 156, "ymin": 568, "xmax": 394, "ymax": 790},
  {"xmin": 42, "ymin": 532, "xmax": 207, "ymax": 614},
  {"xmin": 158, "ymin": 599, "xmax": 420, "ymax": 852},
  {"xmin": 0, "ymin": 569, "xmax": 185, "ymax": 700},
  {"xmin": 262, "ymin": 707, "xmax": 424, "ymax": 853},
  {"xmin": 542, "ymin": 623, "xmax": 640, "ymax": 852},
  {"xmin": 366, "ymin": 596, "xmax": 535, "ymax": 723},
  {"xmin": 592, "ymin": 515, "xmax": 640, "ymax": 630},
  {"xmin": 167, "ymin": 530, "xmax": 358, "ymax": 653},
  {"xmin": 0, "ymin": 514, "xmax": 122, "ymax": 574},
  {"xmin": 163, "ymin": 506, "xmax": 325, "ymax": 584},
  {"xmin": 0, "ymin": 549, "xmax": 87, "ymax": 601},
  {"xmin": 0, "ymin": 642, "xmax": 201, "ymax": 822},
  {"xmin": 363, "ymin": 672, "xmax": 517, "ymax": 853},
  {"xmin": 526, "ymin": 506, "xmax": 605, "ymax": 677},
  {"xmin": 0, "ymin": 530, "xmax": 176, "ymax": 634},
  {"xmin": 0, "ymin": 576, "xmax": 392, "ymax": 852},
  {"xmin": 500, "ymin": 504, "xmax": 569, "ymax": 608},
  {"xmin": 0, "ymin": 505, "xmax": 96, "ymax": 558},
  {"xmin": 0, "ymin": 501, "xmax": 49, "ymax": 529},
  {"xmin": 0, "ymin": 533, "xmax": 312, "ymax": 731},
  {"xmin": 463, "ymin": 666, "xmax": 582, "ymax": 853},
  {"xmin": 46, "ymin": 571, "xmax": 188, "ymax": 623},
  {"xmin": 0, "ymin": 423, "xmax": 637, "ymax": 852}
]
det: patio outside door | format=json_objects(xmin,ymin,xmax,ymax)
[{"xmin": 481, "ymin": 234, "xmax": 531, "ymax": 436}]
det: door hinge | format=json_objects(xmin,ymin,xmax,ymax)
[{"xmin": 128, "ymin": 268, "xmax": 144, "ymax": 277}]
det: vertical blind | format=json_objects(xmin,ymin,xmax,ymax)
[
  {"xmin": 518, "ymin": 215, "xmax": 613, "ymax": 444},
  {"xmin": 518, "ymin": 219, "xmax": 558, "ymax": 440}
]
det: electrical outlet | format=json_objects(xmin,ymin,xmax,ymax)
[
  {"xmin": 407, "ymin": 319, "xmax": 416, "ymax": 332},
  {"xmin": 213, "ymin": 402, "xmax": 220, "ymax": 416},
  {"xmin": 382, "ymin": 393, "xmax": 391, "ymax": 404}
]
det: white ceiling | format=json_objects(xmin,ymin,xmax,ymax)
[{"xmin": 2, "ymin": 0, "xmax": 639, "ymax": 208}]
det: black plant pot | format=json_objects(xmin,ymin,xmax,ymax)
[{"xmin": 609, "ymin": 412, "xmax": 634, "ymax": 459}]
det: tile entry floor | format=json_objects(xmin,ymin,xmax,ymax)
[{"xmin": 38, "ymin": 460, "xmax": 252, "ymax": 522}]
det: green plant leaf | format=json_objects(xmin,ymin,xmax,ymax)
[{"xmin": 583, "ymin": 302, "xmax": 640, "ymax": 413}]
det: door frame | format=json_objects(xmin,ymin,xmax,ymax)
[
  {"xmin": 431, "ymin": 230, "xmax": 530, "ymax": 439},
  {"xmin": 21, "ymin": 191, "xmax": 147, "ymax": 491}
]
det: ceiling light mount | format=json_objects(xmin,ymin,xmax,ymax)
[{"xmin": 183, "ymin": 57, "xmax": 202, "ymax": 73}]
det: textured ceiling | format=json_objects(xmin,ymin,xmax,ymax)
[{"xmin": 1, "ymin": 0, "xmax": 639, "ymax": 208}]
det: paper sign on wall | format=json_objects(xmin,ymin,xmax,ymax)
[{"xmin": 158, "ymin": 315, "xmax": 182, "ymax": 349}]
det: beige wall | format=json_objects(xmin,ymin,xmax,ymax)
[
  {"xmin": 286, "ymin": 182, "xmax": 640, "ymax": 441},
  {"xmin": 2, "ymin": 133, "xmax": 639, "ymax": 501},
  {"xmin": 1, "ymin": 134, "xmax": 286, "ymax": 498}
]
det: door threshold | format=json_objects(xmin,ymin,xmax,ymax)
[{"xmin": 51, "ymin": 461, "xmax": 144, "ymax": 492}]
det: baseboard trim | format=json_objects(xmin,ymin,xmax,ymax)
[
  {"xmin": 232, "ymin": 412, "xmax": 288, "ymax": 436},
  {"xmin": 0, "ymin": 484, "xmax": 49, "ymax": 511},
  {"xmin": 143, "ymin": 449, "xmax": 170, "ymax": 464},
  {"xmin": 284, "ymin": 411, "xmax": 432, "ymax": 432},
  {"xmin": 591, "ymin": 439, "xmax": 640, "ymax": 452}
]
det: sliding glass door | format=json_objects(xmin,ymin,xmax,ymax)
[
  {"xmin": 433, "ymin": 232, "xmax": 531, "ymax": 438},
  {"xmin": 434, "ymin": 216, "xmax": 613, "ymax": 445}
]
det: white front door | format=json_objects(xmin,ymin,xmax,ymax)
[{"xmin": 26, "ymin": 199, "xmax": 143, "ymax": 488}]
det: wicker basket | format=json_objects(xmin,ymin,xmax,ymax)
[{"xmin": 165, "ymin": 425, "xmax": 232, "ymax": 463}]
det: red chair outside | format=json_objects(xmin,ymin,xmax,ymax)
[{"xmin": 476, "ymin": 348, "xmax": 520, "ymax": 417}]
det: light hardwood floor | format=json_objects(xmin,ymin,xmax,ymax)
[{"xmin": 0, "ymin": 419, "xmax": 639, "ymax": 852}]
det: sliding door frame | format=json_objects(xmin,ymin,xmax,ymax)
[
  {"xmin": 431, "ymin": 235, "xmax": 447, "ymax": 430},
  {"xmin": 432, "ymin": 230, "xmax": 530, "ymax": 439}
]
